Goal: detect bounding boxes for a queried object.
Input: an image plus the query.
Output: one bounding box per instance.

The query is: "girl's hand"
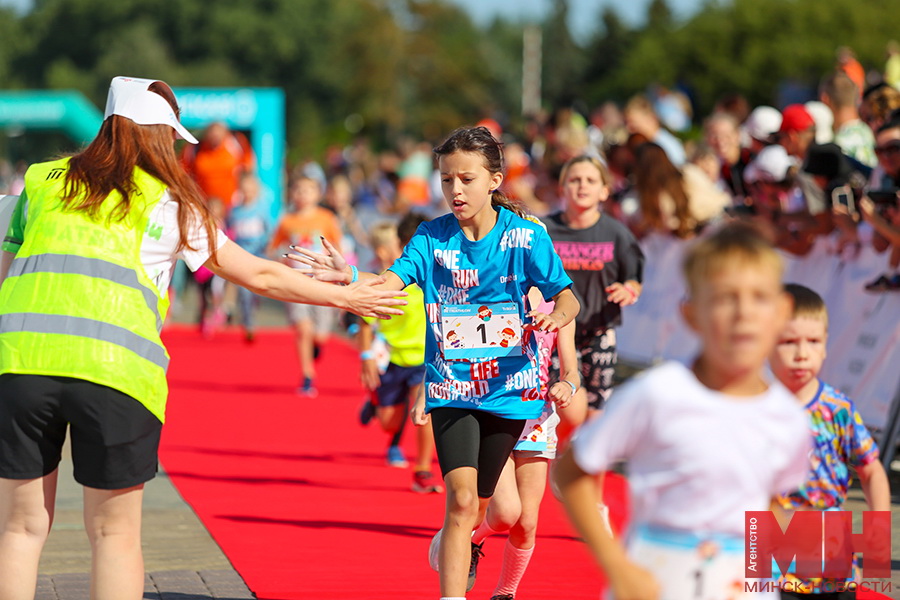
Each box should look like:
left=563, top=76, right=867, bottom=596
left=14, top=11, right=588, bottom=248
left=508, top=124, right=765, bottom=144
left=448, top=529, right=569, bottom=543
left=345, top=277, right=408, bottom=319
left=527, top=311, right=563, bottom=332
left=608, top=559, right=661, bottom=600
left=411, top=398, right=429, bottom=426
left=360, top=357, right=381, bottom=390
left=287, top=236, right=351, bottom=283
left=605, top=282, right=638, bottom=307
left=548, top=381, right=573, bottom=409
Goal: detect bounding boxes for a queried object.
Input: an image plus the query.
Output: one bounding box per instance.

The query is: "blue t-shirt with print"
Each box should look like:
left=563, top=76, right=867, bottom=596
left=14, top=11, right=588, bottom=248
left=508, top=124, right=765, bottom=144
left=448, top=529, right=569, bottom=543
left=388, top=207, right=572, bottom=420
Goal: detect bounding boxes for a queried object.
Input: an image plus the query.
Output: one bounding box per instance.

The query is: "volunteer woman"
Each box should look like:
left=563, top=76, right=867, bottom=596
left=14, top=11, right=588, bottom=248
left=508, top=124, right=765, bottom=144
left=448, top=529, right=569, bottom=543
left=0, top=76, right=404, bottom=600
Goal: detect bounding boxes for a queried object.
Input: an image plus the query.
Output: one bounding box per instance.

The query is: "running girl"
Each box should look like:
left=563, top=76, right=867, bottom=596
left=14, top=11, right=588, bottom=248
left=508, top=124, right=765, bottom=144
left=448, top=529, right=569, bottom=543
left=293, top=126, right=578, bottom=599
left=544, top=155, right=644, bottom=416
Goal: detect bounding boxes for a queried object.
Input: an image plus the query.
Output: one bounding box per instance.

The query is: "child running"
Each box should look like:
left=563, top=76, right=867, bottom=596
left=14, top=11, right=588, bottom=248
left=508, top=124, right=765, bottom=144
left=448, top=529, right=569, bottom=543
left=357, top=214, right=443, bottom=491
left=269, top=175, right=343, bottom=396
left=293, top=126, right=579, bottom=600
left=554, top=223, right=812, bottom=600
left=544, top=155, right=645, bottom=416
left=770, top=284, right=891, bottom=600
left=227, top=173, right=273, bottom=342
left=460, top=282, right=583, bottom=599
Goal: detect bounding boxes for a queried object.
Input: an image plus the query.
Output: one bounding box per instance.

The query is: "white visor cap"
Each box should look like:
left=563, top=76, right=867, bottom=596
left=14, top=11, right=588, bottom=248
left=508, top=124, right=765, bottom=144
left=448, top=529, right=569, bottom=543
left=104, top=76, right=198, bottom=144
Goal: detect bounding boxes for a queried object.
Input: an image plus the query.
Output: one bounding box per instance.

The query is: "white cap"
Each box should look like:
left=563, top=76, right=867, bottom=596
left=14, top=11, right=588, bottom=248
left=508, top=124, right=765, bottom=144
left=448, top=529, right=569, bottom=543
left=744, top=106, right=782, bottom=143
left=103, top=76, right=198, bottom=144
left=744, top=144, right=797, bottom=183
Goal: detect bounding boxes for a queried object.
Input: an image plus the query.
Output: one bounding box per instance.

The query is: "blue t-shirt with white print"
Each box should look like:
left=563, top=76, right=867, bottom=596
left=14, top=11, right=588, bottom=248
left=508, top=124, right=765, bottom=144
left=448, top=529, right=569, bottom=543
left=388, top=207, right=572, bottom=420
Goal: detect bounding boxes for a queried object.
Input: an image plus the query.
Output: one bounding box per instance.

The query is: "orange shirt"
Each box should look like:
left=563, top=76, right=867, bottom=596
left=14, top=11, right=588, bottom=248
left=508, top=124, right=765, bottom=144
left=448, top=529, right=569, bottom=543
left=270, top=207, right=342, bottom=255
left=182, top=133, right=255, bottom=210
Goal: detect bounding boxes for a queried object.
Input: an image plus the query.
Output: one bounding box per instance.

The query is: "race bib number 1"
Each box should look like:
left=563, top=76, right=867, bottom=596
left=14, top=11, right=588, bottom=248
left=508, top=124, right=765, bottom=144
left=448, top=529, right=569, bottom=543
left=441, top=302, right=522, bottom=360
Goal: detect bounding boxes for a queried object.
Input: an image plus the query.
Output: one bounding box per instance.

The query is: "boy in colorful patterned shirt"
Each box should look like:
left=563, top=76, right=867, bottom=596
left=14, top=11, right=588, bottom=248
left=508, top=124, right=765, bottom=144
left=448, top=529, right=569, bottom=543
left=770, top=283, right=891, bottom=599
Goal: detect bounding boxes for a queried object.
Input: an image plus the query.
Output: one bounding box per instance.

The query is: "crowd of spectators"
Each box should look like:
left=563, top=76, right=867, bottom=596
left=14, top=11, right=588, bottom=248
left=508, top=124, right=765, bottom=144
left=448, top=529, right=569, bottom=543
left=274, top=45, right=900, bottom=294
left=5, top=44, right=900, bottom=304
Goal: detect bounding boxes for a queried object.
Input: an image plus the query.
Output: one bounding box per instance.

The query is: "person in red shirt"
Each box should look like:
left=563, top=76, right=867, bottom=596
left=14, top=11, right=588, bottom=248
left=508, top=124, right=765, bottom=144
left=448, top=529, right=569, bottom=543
left=181, top=122, right=255, bottom=214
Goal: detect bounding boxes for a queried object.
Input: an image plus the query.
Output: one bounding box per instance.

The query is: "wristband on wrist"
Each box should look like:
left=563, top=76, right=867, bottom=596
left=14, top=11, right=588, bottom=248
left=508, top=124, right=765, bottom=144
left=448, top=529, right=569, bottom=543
left=564, top=380, right=578, bottom=396
left=349, top=265, right=359, bottom=284
left=360, top=350, right=374, bottom=360
left=623, top=283, right=638, bottom=300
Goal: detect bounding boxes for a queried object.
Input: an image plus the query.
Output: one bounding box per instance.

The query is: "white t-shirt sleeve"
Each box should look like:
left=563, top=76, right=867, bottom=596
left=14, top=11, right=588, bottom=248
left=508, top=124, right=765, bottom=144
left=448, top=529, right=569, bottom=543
left=178, top=209, right=229, bottom=272
left=571, top=376, right=652, bottom=474
left=140, top=191, right=228, bottom=294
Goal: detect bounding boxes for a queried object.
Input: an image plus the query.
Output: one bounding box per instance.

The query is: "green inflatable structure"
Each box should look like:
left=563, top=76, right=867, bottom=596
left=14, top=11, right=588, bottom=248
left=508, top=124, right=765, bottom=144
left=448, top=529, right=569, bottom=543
left=0, top=87, right=285, bottom=219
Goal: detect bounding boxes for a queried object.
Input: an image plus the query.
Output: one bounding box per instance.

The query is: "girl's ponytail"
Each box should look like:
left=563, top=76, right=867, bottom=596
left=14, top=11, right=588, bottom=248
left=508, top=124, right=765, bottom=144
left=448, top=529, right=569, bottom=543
left=490, top=188, right=527, bottom=218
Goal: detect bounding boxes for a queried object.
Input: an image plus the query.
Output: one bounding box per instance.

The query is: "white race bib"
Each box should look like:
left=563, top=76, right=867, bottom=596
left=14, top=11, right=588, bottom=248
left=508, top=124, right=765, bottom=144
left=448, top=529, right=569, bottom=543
left=440, top=302, right=522, bottom=360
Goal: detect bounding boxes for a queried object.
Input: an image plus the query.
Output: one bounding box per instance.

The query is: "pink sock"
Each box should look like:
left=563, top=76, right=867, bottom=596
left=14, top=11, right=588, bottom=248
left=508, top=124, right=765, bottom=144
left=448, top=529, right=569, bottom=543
left=471, top=519, right=499, bottom=545
left=493, top=541, right=534, bottom=596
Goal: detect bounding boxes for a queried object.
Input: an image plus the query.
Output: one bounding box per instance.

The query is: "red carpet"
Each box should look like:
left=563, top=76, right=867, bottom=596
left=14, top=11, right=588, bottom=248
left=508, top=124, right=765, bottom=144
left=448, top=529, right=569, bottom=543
left=159, top=326, right=625, bottom=599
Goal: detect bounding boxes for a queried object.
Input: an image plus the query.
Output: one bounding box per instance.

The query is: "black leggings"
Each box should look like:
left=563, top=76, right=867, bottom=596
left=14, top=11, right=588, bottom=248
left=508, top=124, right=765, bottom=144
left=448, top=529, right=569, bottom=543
left=430, top=407, right=525, bottom=498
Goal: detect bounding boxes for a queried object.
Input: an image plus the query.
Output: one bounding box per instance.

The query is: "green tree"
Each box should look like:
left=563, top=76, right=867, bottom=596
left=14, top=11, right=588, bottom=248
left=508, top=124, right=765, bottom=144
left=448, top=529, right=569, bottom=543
left=542, top=0, right=586, bottom=108
left=398, top=0, right=493, bottom=141
left=582, top=7, right=635, bottom=106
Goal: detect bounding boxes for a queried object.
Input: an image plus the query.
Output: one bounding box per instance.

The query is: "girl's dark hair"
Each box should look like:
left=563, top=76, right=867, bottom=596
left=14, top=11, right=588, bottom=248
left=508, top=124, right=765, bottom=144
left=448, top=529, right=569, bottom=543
left=633, top=142, right=692, bottom=239
left=433, top=126, right=526, bottom=218
left=63, top=81, right=218, bottom=263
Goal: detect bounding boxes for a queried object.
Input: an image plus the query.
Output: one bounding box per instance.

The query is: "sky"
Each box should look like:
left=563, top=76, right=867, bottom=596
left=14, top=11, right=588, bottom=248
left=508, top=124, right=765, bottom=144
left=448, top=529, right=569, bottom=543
left=0, top=0, right=706, bottom=43
left=446, top=0, right=705, bottom=42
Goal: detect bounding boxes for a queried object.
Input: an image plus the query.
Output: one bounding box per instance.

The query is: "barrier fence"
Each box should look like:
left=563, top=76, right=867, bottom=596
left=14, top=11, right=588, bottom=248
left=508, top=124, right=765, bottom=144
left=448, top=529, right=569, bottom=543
left=617, top=232, right=900, bottom=466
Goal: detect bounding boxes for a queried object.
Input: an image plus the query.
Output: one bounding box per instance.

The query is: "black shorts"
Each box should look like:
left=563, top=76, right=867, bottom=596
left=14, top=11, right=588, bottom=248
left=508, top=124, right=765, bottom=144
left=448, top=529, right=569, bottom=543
left=430, top=407, right=525, bottom=498
left=550, top=327, right=617, bottom=410
left=0, top=374, right=162, bottom=489
left=373, top=363, right=426, bottom=408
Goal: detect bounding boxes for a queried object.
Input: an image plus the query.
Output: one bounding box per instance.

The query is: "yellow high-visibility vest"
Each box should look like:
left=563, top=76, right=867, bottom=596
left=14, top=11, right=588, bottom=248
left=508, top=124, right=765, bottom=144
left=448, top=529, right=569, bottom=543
left=0, top=157, right=172, bottom=422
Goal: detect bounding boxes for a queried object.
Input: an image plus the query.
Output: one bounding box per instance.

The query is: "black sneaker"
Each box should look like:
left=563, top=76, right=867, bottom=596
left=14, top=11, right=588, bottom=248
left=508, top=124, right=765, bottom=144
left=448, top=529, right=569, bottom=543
left=467, top=541, right=484, bottom=592
left=490, top=595, right=514, bottom=600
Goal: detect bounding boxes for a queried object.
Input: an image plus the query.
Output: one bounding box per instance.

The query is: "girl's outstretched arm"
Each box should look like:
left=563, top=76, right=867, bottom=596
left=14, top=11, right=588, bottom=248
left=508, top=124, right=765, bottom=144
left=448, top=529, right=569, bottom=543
left=209, top=239, right=406, bottom=319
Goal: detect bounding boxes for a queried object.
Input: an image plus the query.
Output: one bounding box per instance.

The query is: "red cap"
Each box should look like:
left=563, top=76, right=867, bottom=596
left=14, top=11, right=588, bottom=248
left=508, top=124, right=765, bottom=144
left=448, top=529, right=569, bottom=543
left=476, top=118, right=502, bottom=139
left=779, top=104, right=815, bottom=134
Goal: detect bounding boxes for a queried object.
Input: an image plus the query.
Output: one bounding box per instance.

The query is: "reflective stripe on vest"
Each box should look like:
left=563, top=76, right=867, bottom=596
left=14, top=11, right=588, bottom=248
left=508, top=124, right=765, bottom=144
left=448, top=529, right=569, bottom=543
left=9, top=253, right=163, bottom=332
left=0, top=312, right=169, bottom=370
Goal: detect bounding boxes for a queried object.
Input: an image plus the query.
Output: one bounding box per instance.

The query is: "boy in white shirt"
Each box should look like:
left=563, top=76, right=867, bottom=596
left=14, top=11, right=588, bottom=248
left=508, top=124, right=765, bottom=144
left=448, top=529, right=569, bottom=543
left=554, top=223, right=812, bottom=600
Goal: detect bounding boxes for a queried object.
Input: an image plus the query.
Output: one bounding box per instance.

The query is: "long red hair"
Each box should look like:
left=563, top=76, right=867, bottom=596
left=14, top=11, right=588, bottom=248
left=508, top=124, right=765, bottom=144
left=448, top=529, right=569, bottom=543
left=62, top=81, right=218, bottom=263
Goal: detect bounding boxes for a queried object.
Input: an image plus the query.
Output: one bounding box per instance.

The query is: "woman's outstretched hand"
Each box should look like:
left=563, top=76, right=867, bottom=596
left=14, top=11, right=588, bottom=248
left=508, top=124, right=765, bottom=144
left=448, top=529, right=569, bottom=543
left=287, top=236, right=350, bottom=283
left=344, top=276, right=407, bottom=319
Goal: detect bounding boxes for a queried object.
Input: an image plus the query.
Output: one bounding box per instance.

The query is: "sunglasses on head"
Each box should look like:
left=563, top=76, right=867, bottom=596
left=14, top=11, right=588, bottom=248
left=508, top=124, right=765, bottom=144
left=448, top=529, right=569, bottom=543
left=874, top=140, right=900, bottom=156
